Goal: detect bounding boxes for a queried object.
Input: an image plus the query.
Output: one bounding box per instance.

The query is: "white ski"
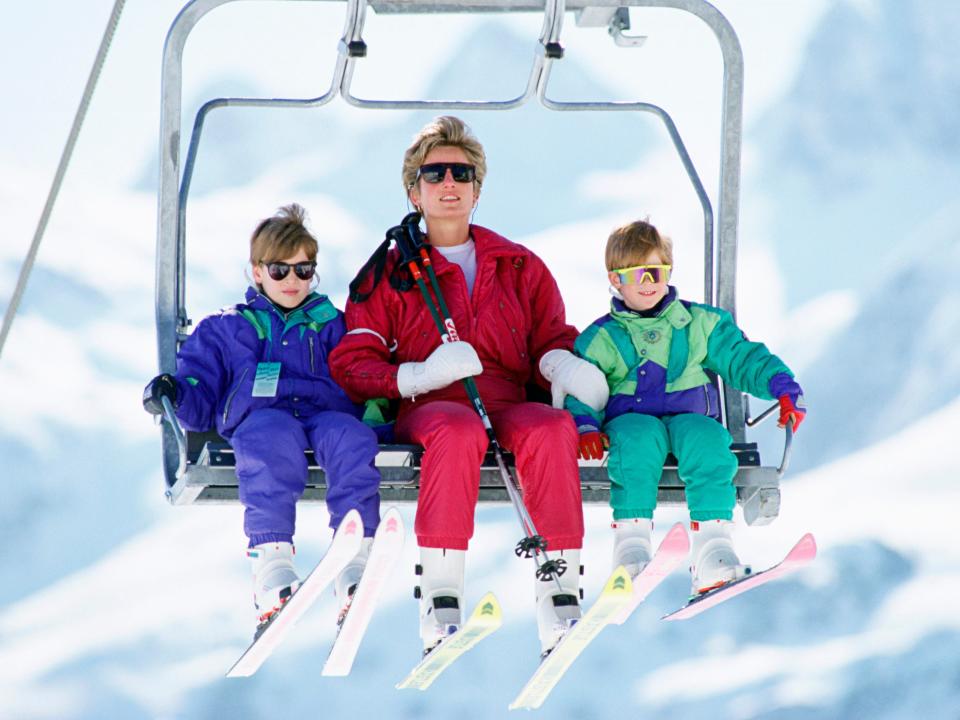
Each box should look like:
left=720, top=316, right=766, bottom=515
left=396, top=592, right=503, bottom=691
left=226, top=509, right=363, bottom=678
left=509, top=567, right=632, bottom=711
left=322, top=506, right=405, bottom=676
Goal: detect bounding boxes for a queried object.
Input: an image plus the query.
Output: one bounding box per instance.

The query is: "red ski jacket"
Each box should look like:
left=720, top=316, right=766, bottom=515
left=329, top=225, right=577, bottom=416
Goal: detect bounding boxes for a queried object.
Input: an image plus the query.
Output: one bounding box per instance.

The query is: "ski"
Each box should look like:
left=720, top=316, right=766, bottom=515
left=611, top=521, right=690, bottom=625
left=509, top=567, right=633, bottom=711
left=322, top=506, right=405, bottom=676
left=226, top=509, right=364, bottom=678
left=662, top=532, right=817, bottom=622
left=396, top=592, right=502, bottom=691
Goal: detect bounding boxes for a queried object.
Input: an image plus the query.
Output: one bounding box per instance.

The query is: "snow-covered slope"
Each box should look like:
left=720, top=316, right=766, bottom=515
left=751, top=0, right=960, bottom=306
left=788, top=199, right=960, bottom=470
left=3, top=398, right=959, bottom=719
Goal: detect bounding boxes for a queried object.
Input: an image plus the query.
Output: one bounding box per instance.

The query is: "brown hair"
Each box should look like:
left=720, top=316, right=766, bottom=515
left=249, top=203, right=318, bottom=265
left=402, top=116, right=486, bottom=192
left=605, top=219, right=674, bottom=271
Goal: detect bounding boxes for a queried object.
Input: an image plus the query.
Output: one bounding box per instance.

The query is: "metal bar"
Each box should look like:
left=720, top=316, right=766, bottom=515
left=158, top=0, right=356, bottom=488
left=0, top=0, right=127, bottom=360
left=338, top=0, right=546, bottom=108
left=160, top=396, right=188, bottom=489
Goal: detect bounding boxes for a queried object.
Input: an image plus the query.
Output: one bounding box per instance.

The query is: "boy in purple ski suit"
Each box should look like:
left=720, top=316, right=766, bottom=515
left=143, top=204, right=383, bottom=630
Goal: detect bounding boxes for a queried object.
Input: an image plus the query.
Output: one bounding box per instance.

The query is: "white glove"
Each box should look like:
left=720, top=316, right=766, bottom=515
left=539, top=348, right=609, bottom=411
left=397, top=341, right=483, bottom=399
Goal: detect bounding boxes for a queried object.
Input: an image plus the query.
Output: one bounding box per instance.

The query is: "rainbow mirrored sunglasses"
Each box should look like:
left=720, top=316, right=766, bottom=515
left=612, top=264, right=672, bottom=285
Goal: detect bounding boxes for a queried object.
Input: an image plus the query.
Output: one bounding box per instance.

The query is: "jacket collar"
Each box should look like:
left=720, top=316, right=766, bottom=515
left=610, top=287, right=691, bottom=329
left=422, top=225, right=523, bottom=276
left=244, top=286, right=337, bottom=325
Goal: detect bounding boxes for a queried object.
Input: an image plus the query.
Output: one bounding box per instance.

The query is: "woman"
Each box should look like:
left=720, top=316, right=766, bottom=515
left=329, top=116, right=608, bottom=658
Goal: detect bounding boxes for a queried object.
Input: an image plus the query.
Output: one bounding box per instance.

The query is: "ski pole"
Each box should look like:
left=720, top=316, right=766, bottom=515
left=391, top=213, right=567, bottom=584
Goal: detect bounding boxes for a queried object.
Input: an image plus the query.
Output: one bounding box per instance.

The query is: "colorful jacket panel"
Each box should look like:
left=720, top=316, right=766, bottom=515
left=328, top=225, right=578, bottom=414
left=173, top=287, right=362, bottom=439
left=567, top=291, right=794, bottom=432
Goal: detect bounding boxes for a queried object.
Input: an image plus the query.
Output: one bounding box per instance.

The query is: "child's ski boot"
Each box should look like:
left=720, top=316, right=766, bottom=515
left=334, top=537, right=374, bottom=627
left=611, top=518, right=653, bottom=578
left=535, top=549, right=582, bottom=659
left=689, top=520, right=752, bottom=595
left=249, top=541, right=301, bottom=634
left=415, top=547, right=465, bottom=656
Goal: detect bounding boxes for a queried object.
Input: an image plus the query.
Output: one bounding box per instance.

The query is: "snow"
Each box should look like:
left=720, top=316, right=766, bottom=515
left=3, top=399, right=960, bottom=718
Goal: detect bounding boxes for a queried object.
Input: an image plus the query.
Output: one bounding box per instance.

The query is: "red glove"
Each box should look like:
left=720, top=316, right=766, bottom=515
left=778, top=394, right=806, bottom=431
left=578, top=431, right=608, bottom=460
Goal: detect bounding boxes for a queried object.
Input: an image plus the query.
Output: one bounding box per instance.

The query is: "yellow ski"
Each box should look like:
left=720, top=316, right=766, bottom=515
left=509, top=567, right=632, bottom=711
left=397, top=592, right=502, bottom=691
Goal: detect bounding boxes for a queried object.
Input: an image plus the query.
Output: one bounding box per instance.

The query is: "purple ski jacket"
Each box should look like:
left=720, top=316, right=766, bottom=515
left=172, top=287, right=362, bottom=439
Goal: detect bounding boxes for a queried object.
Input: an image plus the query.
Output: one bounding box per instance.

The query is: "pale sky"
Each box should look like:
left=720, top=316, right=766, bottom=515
left=0, top=0, right=828, bottom=194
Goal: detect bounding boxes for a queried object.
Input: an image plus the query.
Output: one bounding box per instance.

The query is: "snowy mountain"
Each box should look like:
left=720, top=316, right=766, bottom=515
left=747, top=0, right=960, bottom=469
left=4, top=397, right=960, bottom=719
left=138, top=21, right=659, bottom=240
left=792, top=201, right=960, bottom=469
left=751, top=0, right=960, bottom=307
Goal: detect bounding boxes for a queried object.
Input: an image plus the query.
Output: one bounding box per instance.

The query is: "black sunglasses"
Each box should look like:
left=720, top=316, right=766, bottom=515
left=417, top=162, right=476, bottom=184
left=262, top=261, right=316, bottom=281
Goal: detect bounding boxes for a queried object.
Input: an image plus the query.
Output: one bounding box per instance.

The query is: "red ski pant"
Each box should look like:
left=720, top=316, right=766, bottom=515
left=395, top=400, right=584, bottom=551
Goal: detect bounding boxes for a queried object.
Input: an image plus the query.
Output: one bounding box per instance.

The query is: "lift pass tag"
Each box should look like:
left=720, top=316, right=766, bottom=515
left=252, top=362, right=281, bottom=397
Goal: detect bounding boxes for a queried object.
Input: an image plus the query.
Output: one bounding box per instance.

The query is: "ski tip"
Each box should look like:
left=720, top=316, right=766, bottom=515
left=793, top=532, right=817, bottom=560
left=606, top=566, right=633, bottom=596
left=379, top=506, right=405, bottom=536
left=471, top=592, right=503, bottom=626
left=340, top=508, right=363, bottom=537
left=661, top=522, right=691, bottom=553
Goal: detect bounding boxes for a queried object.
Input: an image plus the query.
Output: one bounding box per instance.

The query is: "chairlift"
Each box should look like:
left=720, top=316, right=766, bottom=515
left=154, top=0, right=792, bottom=526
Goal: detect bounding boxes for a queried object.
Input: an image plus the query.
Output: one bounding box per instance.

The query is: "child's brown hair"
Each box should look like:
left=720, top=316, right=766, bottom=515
left=249, top=203, right=318, bottom=265
left=605, top=219, right=673, bottom=271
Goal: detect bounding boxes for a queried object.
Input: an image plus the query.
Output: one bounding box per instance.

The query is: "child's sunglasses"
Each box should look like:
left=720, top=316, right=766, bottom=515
left=262, top=261, right=317, bottom=281
left=613, top=264, right=672, bottom=285
left=417, top=162, right=476, bottom=184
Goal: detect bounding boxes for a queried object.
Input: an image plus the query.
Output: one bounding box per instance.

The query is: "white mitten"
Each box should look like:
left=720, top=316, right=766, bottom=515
left=397, top=341, right=483, bottom=398
left=539, top=348, right=609, bottom=411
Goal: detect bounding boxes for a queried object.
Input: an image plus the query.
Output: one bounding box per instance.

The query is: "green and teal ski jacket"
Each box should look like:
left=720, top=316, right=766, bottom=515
left=567, top=288, right=795, bottom=432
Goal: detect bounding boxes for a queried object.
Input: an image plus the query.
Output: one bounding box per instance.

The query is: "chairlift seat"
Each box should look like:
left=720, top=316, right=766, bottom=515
left=165, top=433, right=781, bottom=526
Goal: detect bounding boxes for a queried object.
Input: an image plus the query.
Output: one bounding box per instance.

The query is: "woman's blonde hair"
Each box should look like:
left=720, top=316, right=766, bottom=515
left=249, top=203, right=318, bottom=265
left=402, top=116, right=486, bottom=192
left=605, top=219, right=673, bottom=271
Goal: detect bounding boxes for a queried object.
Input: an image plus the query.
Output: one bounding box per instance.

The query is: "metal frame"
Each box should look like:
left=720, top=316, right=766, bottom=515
left=155, top=0, right=780, bottom=519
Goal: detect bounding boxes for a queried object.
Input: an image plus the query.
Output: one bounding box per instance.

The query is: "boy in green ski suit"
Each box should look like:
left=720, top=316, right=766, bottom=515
left=567, top=220, right=806, bottom=595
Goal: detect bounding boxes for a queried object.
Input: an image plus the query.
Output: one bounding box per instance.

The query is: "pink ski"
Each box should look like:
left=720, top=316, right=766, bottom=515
left=663, top=532, right=817, bottom=621
left=611, top=522, right=690, bottom=625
